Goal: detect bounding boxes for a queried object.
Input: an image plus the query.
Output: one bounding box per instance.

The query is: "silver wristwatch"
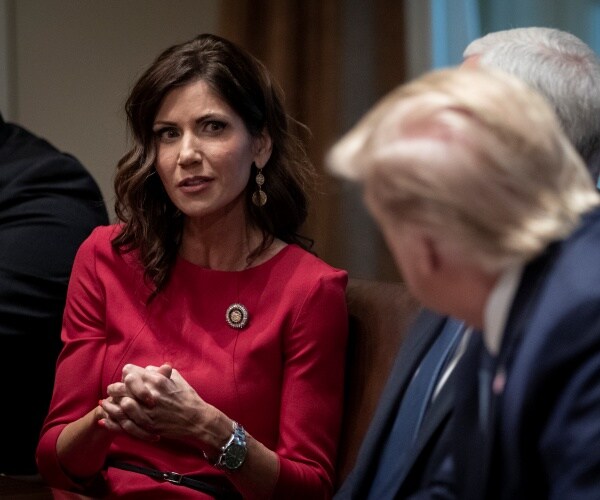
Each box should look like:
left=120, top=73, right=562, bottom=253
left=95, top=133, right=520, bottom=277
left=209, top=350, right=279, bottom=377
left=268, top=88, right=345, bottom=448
left=215, top=421, right=247, bottom=471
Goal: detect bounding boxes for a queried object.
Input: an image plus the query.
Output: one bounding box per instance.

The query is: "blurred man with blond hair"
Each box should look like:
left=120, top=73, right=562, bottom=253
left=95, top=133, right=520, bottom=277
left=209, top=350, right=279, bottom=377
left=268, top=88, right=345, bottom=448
left=329, top=66, right=600, bottom=498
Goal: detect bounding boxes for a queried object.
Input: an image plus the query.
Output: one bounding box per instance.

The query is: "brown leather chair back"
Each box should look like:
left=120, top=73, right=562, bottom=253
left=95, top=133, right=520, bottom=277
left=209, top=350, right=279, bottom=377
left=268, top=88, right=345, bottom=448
left=336, top=278, right=420, bottom=486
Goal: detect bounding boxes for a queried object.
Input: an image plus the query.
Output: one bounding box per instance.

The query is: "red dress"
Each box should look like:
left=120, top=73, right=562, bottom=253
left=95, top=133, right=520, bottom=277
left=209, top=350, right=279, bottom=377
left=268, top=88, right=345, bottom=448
left=36, top=225, right=348, bottom=499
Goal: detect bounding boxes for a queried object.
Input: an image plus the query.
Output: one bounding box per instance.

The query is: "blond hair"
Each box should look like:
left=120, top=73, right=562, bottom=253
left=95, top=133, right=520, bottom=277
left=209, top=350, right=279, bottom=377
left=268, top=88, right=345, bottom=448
left=327, top=67, right=599, bottom=271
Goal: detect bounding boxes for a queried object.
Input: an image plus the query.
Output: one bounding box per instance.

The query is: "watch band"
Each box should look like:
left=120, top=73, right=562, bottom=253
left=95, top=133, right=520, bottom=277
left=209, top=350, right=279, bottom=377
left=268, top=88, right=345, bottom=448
left=215, top=421, right=248, bottom=471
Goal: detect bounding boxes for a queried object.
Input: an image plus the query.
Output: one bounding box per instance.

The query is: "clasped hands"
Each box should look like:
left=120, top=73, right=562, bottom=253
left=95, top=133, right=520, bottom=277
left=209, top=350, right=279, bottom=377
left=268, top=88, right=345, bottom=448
left=98, top=363, right=205, bottom=443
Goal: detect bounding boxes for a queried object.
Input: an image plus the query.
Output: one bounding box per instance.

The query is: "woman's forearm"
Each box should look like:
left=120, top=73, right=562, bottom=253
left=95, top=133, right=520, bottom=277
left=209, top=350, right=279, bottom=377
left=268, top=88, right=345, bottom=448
left=186, top=405, right=279, bottom=500
left=56, top=405, right=114, bottom=480
left=226, top=435, right=279, bottom=500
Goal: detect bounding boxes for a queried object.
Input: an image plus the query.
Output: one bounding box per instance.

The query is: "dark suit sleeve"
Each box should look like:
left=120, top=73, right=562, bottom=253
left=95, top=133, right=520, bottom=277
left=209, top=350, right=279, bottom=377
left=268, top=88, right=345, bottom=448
left=406, top=454, right=457, bottom=500
left=334, top=311, right=456, bottom=500
left=0, top=152, right=108, bottom=335
left=539, top=345, right=600, bottom=500
left=0, top=147, right=108, bottom=473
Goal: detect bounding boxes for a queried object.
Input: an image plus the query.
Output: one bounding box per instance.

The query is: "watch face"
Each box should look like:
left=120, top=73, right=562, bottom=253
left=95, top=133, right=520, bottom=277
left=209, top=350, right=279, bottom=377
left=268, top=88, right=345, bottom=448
left=224, top=443, right=247, bottom=470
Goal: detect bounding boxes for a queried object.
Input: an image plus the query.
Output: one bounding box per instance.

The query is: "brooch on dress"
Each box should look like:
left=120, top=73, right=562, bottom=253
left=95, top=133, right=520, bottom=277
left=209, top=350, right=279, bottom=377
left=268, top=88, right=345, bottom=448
left=226, top=303, right=249, bottom=329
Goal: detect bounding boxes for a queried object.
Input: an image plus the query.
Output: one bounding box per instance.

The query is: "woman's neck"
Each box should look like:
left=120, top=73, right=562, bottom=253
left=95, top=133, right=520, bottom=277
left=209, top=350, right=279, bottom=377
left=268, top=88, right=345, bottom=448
left=179, top=214, right=262, bottom=271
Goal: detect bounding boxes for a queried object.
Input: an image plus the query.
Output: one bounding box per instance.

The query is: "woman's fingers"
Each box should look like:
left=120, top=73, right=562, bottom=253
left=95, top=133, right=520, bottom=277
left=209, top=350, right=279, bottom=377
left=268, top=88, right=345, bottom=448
left=106, top=382, right=128, bottom=401
left=100, top=397, right=128, bottom=423
left=121, top=365, right=159, bottom=407
left=156, top=363, right=173, bottom=379
left=118, top=417, right=160, bottom=442
left=99, top=398, right=160, bottom=442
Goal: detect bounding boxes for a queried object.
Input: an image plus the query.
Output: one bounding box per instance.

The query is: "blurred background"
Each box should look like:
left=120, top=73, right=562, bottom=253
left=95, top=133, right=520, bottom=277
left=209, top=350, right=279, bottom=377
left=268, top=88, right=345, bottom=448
left=1, top=0, right=598, bottom=281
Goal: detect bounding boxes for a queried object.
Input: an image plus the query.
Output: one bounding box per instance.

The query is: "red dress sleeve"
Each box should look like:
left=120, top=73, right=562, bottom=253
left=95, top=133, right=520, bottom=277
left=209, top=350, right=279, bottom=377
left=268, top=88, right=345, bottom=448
left=36, top=228, right=109, bottom=490
left=270, top=270, right=348, bottom=499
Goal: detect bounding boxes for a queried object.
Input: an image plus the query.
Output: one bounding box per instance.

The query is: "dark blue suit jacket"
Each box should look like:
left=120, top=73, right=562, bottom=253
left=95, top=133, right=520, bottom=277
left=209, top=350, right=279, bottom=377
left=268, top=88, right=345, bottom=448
left=0, top=115, right=108, bottom=473
left=454, top=206, right=600, bottom=500
left=335, top=310, right=458, bottom=499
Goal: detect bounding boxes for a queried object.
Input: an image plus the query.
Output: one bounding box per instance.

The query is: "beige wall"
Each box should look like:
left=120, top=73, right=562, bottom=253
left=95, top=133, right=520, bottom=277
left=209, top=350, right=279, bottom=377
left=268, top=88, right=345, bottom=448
left=4, top=0, right=219, bottom=218
left=0, top=0, right=431, bottom=279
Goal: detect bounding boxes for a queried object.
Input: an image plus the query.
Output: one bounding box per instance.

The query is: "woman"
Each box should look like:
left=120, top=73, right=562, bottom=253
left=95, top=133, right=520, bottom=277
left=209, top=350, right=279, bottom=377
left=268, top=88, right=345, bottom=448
left=36, top=33, right=348, bottom=499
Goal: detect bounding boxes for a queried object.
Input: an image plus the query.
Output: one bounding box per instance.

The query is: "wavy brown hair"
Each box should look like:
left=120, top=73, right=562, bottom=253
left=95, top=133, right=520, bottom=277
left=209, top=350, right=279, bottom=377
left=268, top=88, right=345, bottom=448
left=112, top=33, right=315, bottom=300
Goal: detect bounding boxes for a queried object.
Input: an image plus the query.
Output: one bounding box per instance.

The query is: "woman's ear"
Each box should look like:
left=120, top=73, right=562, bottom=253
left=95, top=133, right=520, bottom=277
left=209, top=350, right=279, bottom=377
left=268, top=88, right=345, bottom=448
left=254, top=129, right=273, bottom=168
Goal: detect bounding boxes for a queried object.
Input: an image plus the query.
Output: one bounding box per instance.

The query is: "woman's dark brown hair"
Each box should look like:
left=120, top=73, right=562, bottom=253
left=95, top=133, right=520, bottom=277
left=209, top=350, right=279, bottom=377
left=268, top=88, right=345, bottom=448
left=112, top=33, right=314, bottom=298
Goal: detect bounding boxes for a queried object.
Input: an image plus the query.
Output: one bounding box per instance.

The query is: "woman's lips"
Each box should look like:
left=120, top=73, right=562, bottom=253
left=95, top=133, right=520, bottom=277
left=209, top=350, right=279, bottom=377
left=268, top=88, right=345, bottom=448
left=178, top=176, right=213, bottom=193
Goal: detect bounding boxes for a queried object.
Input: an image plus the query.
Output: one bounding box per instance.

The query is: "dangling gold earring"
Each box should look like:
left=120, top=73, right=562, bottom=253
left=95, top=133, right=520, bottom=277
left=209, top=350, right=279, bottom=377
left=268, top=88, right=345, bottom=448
left=252, top=164, right=267, bottom=207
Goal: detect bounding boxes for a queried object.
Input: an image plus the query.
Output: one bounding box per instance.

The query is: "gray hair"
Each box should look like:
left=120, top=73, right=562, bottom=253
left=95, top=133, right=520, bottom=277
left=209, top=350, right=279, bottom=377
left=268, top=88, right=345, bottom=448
left=464, top=27, right=600, bottom=181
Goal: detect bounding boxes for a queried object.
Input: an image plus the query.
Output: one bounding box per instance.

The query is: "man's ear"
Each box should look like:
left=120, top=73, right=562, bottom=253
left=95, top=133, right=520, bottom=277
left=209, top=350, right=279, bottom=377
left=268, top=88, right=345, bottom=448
left=416, top=231, right=443, bottom=276
left=254, top=129, right=273, bottom=168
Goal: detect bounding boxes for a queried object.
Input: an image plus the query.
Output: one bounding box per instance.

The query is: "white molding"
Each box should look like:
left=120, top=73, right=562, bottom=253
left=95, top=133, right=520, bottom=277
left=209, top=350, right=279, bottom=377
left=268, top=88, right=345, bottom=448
left=405, top=0, right=432, bottom=77
left=0, top=0, right=14, bottom=119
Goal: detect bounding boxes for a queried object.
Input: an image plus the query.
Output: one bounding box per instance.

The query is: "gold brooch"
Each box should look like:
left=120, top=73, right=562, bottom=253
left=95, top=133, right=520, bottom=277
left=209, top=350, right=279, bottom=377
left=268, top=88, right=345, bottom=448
left=226, top=303, right=249, bottom=329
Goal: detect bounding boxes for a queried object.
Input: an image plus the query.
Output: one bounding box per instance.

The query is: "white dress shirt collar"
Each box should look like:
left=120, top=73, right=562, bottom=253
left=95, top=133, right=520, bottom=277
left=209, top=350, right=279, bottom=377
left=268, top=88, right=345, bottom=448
left=483, top=262, right=525, bottom=356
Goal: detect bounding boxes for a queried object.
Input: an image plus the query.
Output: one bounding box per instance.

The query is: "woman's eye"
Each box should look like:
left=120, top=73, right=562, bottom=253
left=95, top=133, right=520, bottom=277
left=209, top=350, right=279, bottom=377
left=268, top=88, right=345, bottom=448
left=205, top=121, right=226, bottom=133
left=154, top=127, right=179, bottom=142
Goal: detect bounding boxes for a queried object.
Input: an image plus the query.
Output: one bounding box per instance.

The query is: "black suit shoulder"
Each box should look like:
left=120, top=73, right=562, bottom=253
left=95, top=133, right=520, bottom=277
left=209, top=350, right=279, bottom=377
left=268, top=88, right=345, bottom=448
left=0, top=118, right=108, bottom=473
left=0, top=119, right=108, bottom=287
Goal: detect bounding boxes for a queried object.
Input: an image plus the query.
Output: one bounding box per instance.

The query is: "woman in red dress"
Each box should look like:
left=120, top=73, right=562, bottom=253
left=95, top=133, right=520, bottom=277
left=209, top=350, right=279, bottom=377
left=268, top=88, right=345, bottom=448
left=37, top=33, right=348, bottom=499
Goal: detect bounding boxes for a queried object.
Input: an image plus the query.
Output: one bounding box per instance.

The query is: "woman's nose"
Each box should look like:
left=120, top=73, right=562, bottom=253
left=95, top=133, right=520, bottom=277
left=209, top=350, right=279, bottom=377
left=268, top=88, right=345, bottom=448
left=177, top=134, right=202, bottom=166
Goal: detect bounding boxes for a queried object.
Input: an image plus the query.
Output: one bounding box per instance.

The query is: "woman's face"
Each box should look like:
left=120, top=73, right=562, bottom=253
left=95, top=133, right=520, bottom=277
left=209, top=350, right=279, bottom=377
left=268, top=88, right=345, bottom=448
left=153, top=79, right=271, bottom=224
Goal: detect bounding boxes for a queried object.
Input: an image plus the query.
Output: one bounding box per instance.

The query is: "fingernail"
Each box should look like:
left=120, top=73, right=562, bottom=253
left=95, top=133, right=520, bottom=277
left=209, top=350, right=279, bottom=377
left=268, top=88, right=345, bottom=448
left=97, top=419, right=106, bottom=428
left=98, top=399, right=104, bottom=406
